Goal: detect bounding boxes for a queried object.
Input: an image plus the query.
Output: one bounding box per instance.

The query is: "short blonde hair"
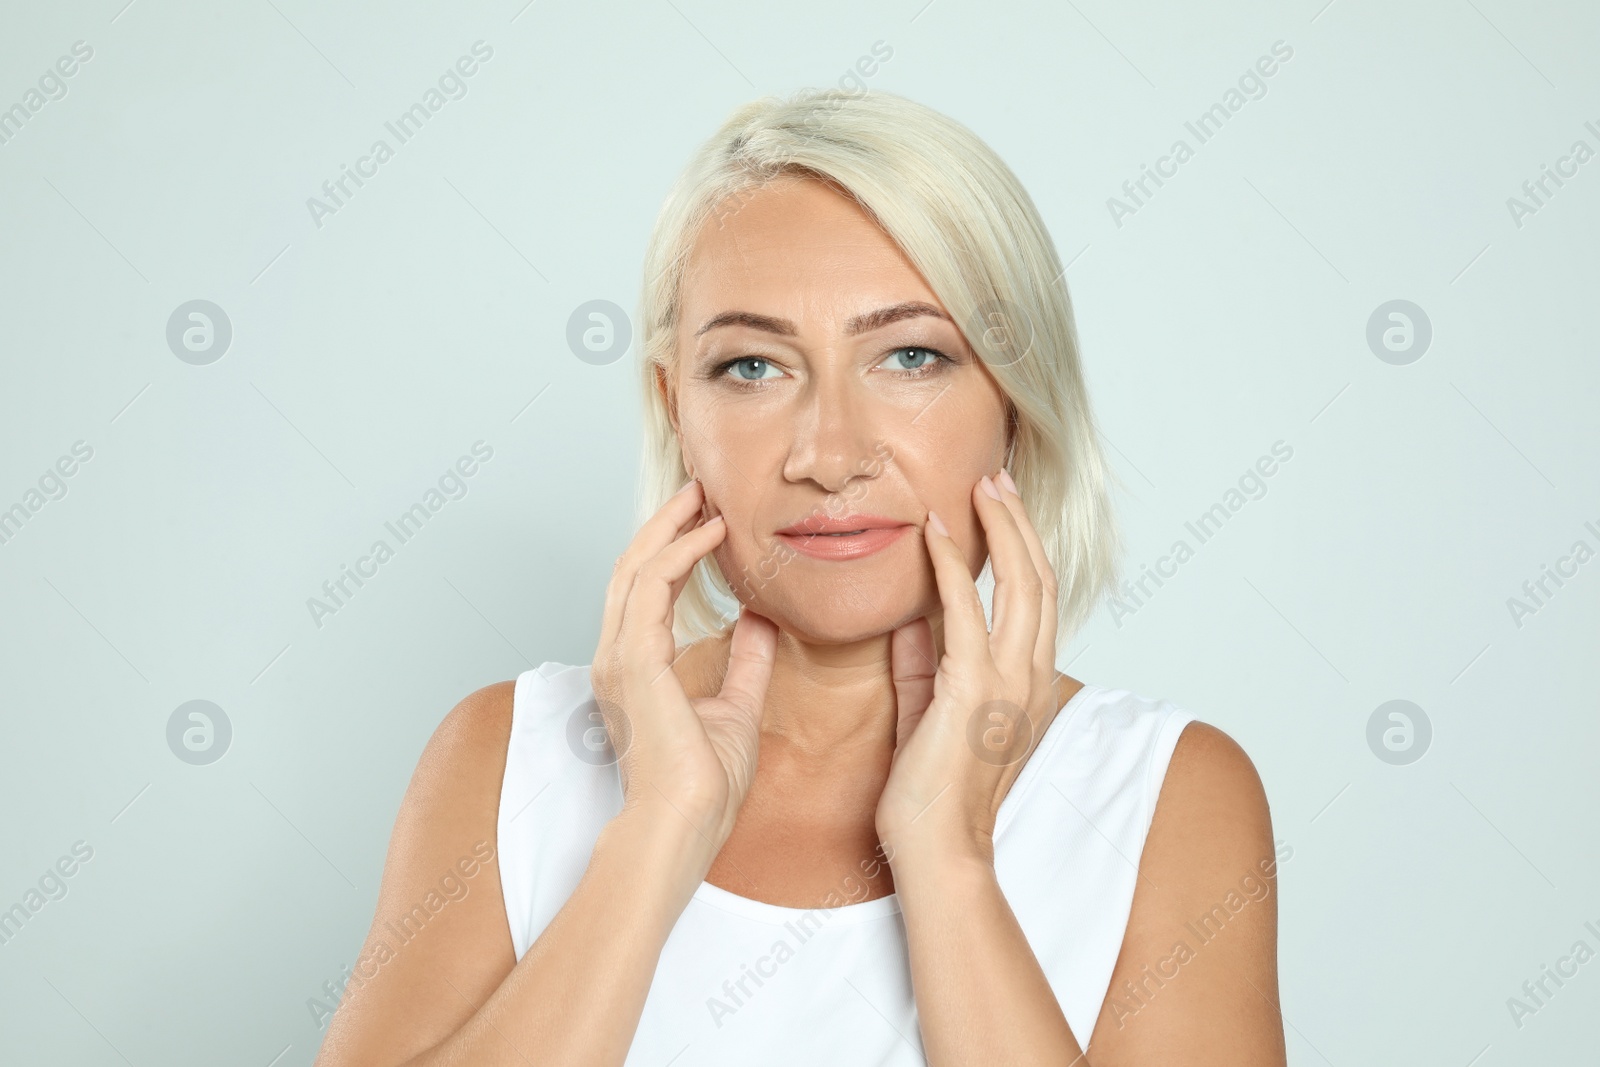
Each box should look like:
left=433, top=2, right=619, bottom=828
left=635, top=87, right=1121, bottom=654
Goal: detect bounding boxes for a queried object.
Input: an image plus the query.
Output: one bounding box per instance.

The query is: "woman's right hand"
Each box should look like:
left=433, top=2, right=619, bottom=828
left=589, top=478, right=778, bottom=863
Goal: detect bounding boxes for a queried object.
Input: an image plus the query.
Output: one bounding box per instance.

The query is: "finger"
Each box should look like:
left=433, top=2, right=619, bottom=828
left=890, top=617, right=937, bottom=749
left=716, top=607, right=778, bottom=718
left=663, top=533, right=716, bottom=620
left=922, top=507, right=989, bottom=668
left=652, top=520, right=727, bottom=638
left=598, top=480, right=705, bottom=659
left=994, top=467, right=1060, bottom=677
left=977, top=474, right=1042, bottom=681
left=617, top=515, right=728, bottom=682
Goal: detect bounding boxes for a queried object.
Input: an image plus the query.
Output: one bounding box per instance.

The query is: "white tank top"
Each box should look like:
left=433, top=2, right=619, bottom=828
left=497, top=661, right=1197, bottom=1064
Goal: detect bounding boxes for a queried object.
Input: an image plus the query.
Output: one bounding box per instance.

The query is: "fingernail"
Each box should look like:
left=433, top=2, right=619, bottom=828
left=706, top=514, right=724, bottom=524
left=997, top=467, right=1019, bottom=496
left=927, top=510, right=949, bottom=537
left=980, top=474, right=1002, bottom=501
left=675, top=478, right=697, bottom=496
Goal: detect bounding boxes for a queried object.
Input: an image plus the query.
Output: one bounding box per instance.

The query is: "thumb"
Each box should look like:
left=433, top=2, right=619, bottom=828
left=890, top=617, right=937, bottom=748
left=717, top=607, right=778, bottom=716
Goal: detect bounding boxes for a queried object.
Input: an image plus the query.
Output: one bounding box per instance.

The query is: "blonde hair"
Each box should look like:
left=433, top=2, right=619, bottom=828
left=635, top=87, right=1122, bottom=654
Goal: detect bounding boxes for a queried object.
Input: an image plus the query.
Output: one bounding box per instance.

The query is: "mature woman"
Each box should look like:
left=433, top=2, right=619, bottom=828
left=316, top=88, right=1285, bottom=1066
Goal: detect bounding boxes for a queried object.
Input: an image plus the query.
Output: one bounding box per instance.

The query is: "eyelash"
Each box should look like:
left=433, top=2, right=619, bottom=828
left=710, top=346, right=956, bottom=388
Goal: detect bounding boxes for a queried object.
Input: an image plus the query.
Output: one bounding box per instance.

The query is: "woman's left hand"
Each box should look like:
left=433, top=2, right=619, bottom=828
left=874, top=468, right=1064, bottom=869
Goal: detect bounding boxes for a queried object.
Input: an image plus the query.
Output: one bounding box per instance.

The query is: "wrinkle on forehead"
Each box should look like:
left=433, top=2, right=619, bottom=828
left=680, top=177, right=942, bottom=343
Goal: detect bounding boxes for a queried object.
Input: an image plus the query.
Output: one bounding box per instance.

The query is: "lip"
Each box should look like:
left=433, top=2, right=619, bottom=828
left=777, top=513, right=906, bottom=536
left=774, top=513, right=913, bottom=561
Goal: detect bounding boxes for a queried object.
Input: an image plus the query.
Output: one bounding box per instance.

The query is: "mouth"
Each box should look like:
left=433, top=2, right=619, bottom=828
left=774, top=514, right=912, bottom=561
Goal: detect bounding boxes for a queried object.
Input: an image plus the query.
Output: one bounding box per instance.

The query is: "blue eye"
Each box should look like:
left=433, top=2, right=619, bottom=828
left=722, top=357, right=783, bottom=382
left=711, top=346, right=954, bottom=388
left=878, top=346, right=952, bottom=375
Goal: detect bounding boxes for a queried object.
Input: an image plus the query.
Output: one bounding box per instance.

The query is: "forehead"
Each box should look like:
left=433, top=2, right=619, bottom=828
left=679, top=176, right=936, bottom=327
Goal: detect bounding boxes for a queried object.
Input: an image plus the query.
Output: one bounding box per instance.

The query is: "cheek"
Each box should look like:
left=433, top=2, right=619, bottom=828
left=676, top=394, right=765, bottom=489
left=932, top=484, right=990, bottom=577
left=890, top=420, right=1003, bottom=570
left=709, top=518, right=796, bottom=607
left=697, top=478, right=774, bottom=582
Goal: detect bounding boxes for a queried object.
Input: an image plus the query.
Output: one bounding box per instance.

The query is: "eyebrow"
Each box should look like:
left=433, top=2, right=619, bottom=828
left=693, top=301, right=953, bottom=339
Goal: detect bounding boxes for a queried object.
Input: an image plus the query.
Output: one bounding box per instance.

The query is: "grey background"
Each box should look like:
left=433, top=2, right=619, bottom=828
left=1, top=0, right=1596, bottom=1063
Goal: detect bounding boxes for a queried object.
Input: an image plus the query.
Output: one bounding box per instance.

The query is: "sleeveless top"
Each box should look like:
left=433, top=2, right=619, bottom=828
left=496, top=661, right=1197, bottom=1065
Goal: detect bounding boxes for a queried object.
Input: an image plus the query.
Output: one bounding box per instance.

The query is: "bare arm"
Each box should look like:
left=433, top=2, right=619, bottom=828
left=892, top=845, right=1083, bottom=1062
left=881, top=473, right=1284, bottom=1064
left=892, top=721, right=1284, bottom=1065
left=1087, top=721, right=1286, bottom=1065
left=316, top=479, right=777, bottom=1066
left=311, top=682, right=717, bottom=1067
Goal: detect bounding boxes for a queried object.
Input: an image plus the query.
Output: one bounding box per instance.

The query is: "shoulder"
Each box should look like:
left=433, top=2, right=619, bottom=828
left=384, top=676, right=520, bottom=900
left=1068, top=686, right=1265, bottom=828
left=1139, top=719, right=1275, bottom=900
left=420, top=679, right=517, bottom=774
left=314, top=679, right=523, bottom=1063
left=1161, top=720, right=1271, bottom=831
left=1088, top=718, right=1285, bottom=1062
left=428, top=664, right=591, bottom=758
left=391, top=678, right=520, bottom=830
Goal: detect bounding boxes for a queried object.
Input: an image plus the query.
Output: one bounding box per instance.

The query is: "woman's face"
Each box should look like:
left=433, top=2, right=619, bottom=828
left=665, top=175, right=1011, bottom=645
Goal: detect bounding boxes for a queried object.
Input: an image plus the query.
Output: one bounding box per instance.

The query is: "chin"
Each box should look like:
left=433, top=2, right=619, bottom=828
left=725, top=568, right=935, bottom=647
left=750, top=602, right=907, bottom=646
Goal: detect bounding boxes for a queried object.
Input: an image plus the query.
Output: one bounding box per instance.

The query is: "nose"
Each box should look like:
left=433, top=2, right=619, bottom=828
left=781, top=365, right=884, bottom=497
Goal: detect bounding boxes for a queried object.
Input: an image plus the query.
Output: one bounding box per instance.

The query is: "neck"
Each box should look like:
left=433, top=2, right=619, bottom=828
left=684, top=613, right=948, bottom=756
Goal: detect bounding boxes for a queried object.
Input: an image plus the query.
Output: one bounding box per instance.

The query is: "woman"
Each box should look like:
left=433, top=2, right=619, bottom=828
left=316, top=88, right=1285, bottom=1066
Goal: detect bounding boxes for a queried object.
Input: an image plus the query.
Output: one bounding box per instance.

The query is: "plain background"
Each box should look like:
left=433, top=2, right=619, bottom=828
left=2, top=0, right=1597, bottom=1063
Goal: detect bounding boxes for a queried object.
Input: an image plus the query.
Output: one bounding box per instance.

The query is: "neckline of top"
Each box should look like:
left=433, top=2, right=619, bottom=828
left=683, top=680, right=1104, bottom=926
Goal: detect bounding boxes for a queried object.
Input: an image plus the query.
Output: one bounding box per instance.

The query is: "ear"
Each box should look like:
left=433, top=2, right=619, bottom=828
left=653, top=362, right=678, bottom=430
left=654, top=362, right=695, bottom=478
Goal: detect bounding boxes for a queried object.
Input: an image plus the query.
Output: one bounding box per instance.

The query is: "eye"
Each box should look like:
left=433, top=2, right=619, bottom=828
left=717, top=357, right=785, bottom=383
left=709, top=346, right=955, bottom=388
left=877, top=346, right=953, bottom=376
